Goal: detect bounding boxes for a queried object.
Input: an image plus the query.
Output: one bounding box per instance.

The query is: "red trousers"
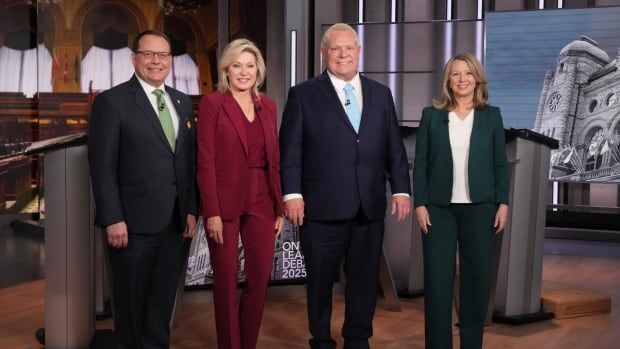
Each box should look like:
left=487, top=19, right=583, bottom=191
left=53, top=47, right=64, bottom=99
left=207, top=168, right=276, bottom=349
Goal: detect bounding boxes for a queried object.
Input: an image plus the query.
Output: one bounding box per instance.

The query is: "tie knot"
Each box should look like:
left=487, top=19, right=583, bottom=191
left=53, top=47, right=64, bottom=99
left=152, top=89, right=164, bottom=98
left=344, top=83, right=354, bottom=92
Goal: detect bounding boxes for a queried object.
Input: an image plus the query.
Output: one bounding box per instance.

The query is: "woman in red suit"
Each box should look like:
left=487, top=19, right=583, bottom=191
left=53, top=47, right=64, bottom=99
left=196, top=38, right=284, bottom=349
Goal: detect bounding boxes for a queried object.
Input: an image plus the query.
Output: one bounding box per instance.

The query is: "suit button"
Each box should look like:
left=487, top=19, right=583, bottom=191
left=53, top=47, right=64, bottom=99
left=356, top=161, right=360, bottom=165
left=172, top=180, right=177, bottom=185
left=356, top=138, right=360, bottom=143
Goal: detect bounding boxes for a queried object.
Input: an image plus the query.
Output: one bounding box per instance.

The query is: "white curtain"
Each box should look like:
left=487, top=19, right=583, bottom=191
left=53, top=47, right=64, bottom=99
left=0, top=44, right=51, bottom=97
left=111, top=47, right=134, bottom=87
left=81, top=46, right=139, bottom=92
left=81, top=46, right=112, bottom=92
left=0, top=46, right=22, bottom=93
left=166, top=53, right=200, bottom=95
left=21, top=47, right=38, bottom=98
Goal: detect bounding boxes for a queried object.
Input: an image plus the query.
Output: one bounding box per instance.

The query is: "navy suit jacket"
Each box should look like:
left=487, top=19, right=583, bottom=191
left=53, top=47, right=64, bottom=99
left=412, top=105, right=509, bottom=208
left=88, top=75, right=198, bottom=235
left=279, top=71, right=411, bottom=221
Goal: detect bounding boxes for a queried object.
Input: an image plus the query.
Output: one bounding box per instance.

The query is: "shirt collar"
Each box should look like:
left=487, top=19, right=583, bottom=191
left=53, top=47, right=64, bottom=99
left=448, top=109, right=475, bottom=122
left=135, top=74, right=166, bottom=95
left=326, top=70, right=361, bottom=93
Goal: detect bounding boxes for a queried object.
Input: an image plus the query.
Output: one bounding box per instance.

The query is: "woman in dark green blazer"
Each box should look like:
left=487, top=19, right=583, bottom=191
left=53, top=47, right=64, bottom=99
left=413, top=53, right=509, bottom=349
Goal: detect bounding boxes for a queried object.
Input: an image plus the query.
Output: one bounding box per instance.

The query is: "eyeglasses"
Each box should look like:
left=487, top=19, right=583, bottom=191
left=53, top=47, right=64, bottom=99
left=135, top=50, right=172, bottom=59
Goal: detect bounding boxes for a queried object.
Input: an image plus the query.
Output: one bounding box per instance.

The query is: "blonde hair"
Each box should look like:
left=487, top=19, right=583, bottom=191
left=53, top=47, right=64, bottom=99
left=433, top=53, right=488, bottom=110
left=321, top=23, right=359, bottom=48
left=217, top=38, right=266, bottom=96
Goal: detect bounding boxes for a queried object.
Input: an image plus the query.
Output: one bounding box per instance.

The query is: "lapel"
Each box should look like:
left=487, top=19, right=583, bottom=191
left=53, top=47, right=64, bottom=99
left=317, top=71, right=357, bottom=133
left=255, top=99, right=274, bottom=166
left=166, top=86, right=187, bottom=152
left=468, top=106, right=484, bottom=160
left=129, top=75, right=174, bottom=154
left=437, top=108, right=452, bottom=159
left=221, top=90, right=249, bottom=156
left=359, top=75, right=371, bottom=134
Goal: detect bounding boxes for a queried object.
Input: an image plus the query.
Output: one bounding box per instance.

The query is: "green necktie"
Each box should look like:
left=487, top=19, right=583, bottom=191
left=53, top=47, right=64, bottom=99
left=152, top=89, right=176, bottom=151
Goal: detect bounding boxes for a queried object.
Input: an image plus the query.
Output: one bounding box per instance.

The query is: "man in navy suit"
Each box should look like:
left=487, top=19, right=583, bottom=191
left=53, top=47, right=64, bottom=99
left=88, top=30, right=197, bottom=349
left=279, top=23, right=411, bottom=349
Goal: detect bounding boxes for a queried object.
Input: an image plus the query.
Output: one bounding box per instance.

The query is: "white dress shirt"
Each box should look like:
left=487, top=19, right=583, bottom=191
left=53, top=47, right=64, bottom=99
left=327, top=70, right=363, bottom=112
left=448, top=110, right=474, bottom=203
left=135, top=74, right=180, bottom=135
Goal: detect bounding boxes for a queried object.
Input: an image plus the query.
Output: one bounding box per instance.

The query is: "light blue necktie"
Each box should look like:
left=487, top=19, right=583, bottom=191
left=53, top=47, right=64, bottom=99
left=343, top=83, right=361, bottom=133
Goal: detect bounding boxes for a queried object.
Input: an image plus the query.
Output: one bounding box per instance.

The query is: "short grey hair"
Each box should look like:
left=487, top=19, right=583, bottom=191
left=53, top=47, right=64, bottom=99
left=321, top=23, right=360, bottom=48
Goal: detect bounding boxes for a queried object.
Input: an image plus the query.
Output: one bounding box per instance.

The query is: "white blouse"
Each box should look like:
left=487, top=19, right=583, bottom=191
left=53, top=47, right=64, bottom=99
left=448, top=110, right=474, bottom=203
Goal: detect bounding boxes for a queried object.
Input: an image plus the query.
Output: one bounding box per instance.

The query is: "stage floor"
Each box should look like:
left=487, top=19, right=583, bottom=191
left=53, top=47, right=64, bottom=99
left=1, top=254, right=619, bottom=348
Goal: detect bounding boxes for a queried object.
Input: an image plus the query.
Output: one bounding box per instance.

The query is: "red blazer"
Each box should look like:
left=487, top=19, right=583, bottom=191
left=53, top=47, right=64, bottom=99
left=197, top=90, right=284, bottom=220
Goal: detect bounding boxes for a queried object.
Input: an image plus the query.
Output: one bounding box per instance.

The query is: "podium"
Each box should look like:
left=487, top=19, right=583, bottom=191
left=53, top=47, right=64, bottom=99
left=25, top=133, right=103, bottom=348
left=491, top=128, right=558, bottom=323
left=383, top=126, right=424, bottom=297
left=383, top=189, right=424, bottom=296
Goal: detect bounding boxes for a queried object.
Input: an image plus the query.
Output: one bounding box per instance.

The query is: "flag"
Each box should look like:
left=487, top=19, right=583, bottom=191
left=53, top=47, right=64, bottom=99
left=63, top=53, right=69, bottom=84
left=74, top=55, right=80, bottom=85
left=609, top=144, right=620, bottom=163
left=562, top=147, right=574, bottom=164
left=569, top=153, right=584, bottom=172
left=587, top=138, right=600, bottom=158
left=600, top=140, right=610, bottom=154
left=551, top=150, right=561, bottom=164
left=51, top=49, right=60, bottom=85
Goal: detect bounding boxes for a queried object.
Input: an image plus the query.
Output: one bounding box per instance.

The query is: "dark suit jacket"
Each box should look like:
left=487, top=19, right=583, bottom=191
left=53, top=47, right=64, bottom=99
left=279, top=71, right=411, bottom=221
left=412, top=105, right=509, bottom=208
left=196, top=91, right=284, bottom=220
left=88, top=75, right=198, bottom=235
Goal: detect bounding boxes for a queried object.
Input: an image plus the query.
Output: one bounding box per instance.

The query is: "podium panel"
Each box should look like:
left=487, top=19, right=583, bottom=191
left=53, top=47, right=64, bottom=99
left=383, top=189, right=424, bottom=296
left=44, top=144, right=96, bottom=348
left=492, top=129, right=558, bottom=323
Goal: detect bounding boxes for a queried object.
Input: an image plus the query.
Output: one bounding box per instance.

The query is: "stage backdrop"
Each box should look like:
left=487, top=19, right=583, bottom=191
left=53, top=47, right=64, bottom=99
left=486, top=7, right=620, bottom=183
left=185, top=218, right=306, bottom=287
left=0, top=0, right=297, bottom=285
left=0, top=0, right=218, bottom=215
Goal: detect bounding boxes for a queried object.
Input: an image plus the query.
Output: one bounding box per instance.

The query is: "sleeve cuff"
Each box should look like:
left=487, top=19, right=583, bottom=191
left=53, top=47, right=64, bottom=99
left=283, top=193, right=303, bottom=201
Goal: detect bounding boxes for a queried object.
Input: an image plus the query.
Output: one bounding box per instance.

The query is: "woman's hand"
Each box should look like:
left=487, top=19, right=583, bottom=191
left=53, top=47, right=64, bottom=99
left=206, top=216, right=224, bottom=244
left=415, top=206, right=432, bottom=234
left=494, top=204, right=509, bottom=234
left=275, top=216, right=284, bottom=237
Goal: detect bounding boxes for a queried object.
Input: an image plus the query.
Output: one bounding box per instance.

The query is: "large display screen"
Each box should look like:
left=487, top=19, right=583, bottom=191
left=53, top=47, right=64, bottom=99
left=486, top=7, right=620, bottom=182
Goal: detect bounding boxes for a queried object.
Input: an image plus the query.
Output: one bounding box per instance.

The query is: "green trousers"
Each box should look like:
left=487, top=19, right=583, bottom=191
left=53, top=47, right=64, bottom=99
left=422, top=203, right=498, bottom=349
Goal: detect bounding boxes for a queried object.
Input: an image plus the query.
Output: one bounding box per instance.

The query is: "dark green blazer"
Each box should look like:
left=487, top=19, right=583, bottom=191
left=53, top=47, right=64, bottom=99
left=412, top=105, right=509, bottom=208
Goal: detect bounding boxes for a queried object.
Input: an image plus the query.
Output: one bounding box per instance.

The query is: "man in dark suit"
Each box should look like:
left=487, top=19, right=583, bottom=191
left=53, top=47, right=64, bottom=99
left=88, top=30, right=197, bottom=349
left=279, top=23, right=411, bottom=349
